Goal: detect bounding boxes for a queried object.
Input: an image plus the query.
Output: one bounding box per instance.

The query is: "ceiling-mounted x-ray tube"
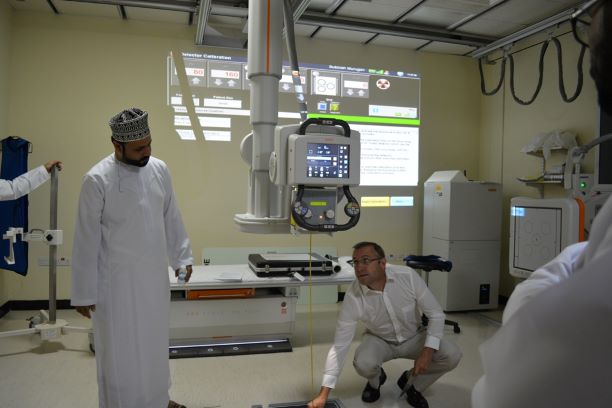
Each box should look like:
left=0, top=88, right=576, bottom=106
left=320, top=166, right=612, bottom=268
left=234, top=0, right=291, bottom=233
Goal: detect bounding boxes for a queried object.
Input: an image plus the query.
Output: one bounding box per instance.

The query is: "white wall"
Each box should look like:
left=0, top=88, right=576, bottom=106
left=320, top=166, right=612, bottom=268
left=478, top=28, right=599, bottom=296
left=1, top=10, right=482, bottom=301
left=2, top=10, right=598, bottom=303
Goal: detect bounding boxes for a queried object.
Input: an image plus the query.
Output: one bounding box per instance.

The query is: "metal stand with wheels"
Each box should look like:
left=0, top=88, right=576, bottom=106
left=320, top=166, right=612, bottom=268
left=0, top=168, right=91, bottom=341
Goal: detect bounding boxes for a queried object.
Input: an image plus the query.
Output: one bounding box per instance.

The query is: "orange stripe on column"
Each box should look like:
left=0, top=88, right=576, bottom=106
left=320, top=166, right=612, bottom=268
left=575, top=198, right=586, bottom=241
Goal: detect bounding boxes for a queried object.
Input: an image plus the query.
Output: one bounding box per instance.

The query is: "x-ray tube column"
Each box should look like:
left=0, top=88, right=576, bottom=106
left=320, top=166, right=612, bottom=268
left=247, top=0, right=283, bottom=219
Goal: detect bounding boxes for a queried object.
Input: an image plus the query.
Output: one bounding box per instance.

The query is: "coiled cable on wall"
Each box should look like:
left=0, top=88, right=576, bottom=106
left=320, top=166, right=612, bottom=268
left=479, top=54, right=506, bottom=95
left=479, top=32, right=588, bottom=105
left=508, top=40, right=548, bottom=105
left=552, top=37, right=587, bottom=103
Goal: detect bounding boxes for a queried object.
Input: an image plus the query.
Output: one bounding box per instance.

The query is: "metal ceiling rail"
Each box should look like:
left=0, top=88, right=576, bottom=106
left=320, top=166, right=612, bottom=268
left=64, top=0, right=496, bottom=48
left=299, top=11, right=496, bottom=47
left=469, top=6, right=578, bottom=59
left=65, top=0, right=197, bottom=13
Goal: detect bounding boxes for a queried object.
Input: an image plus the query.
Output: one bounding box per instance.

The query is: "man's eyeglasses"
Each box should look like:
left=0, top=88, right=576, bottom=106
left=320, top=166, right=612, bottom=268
left=348, top=257, right=383, bottom=267
left=571, top=0, right=604, bottom=48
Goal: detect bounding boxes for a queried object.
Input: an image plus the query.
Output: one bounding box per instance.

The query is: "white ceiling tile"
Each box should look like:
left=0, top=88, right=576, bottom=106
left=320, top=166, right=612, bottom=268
left=458, top=19, right=527, bottom=38
left=401, top=6, right=474, bottom=28
left=370, top=34, right=429, bottom=50
left=462, top=0, right=577, bottom=27
left=307, top=0, right=338, bottom=12
left=420, top=41, right=477, bottom=55
left=209, top=15, right=246, bottom=28
left=336, top=0, right=422, bottom=21
left=457, top=0, right=579, bottom=37
left=314, top=26, right=376, bottom=43
left=123, top=7, right=189, bottom=24
left=424, top=0, right=491, bottom=14
left=294, top=24, right=320, bottom=38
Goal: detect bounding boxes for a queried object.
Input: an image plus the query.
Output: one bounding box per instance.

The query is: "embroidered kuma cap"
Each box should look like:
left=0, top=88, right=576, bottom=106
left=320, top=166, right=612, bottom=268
left=109, top=108, right=150, bottom=142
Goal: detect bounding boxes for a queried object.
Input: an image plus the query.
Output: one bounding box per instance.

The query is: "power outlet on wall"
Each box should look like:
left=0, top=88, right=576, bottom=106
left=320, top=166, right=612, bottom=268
left=387, top=254, right=407, bottom=263
left=38, top=256, right=71, bottom=266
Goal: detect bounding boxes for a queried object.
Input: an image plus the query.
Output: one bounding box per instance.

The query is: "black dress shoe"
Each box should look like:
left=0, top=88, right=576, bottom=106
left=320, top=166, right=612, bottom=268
left=361, top=367, right=387, bottom=403
left=397, top=369, right=411, bottom=390
left=405, top=385, right=429, bottom=408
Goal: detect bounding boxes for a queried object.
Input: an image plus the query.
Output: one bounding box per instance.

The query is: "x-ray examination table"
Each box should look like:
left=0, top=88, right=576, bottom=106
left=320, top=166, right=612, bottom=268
left=168, top=258, right=354, bottom=358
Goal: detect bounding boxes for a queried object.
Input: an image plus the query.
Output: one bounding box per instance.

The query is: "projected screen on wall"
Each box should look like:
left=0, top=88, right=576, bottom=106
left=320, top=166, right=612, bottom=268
left=166, top=51, right=421, bottom=186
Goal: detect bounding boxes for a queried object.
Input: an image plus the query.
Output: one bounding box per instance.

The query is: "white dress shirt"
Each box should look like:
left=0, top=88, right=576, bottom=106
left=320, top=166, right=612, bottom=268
left=322, top=264, right=445, bottom=389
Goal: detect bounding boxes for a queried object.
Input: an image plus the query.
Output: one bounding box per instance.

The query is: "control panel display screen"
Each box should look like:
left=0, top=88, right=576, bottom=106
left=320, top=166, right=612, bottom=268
left=307, top=143, right=350, bottom=179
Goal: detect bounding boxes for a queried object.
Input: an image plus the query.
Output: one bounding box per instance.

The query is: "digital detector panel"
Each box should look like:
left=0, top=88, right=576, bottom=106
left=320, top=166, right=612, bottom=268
left=509, top=197, right=580, bottom=278
left=512, top=206, right=562, bottom=273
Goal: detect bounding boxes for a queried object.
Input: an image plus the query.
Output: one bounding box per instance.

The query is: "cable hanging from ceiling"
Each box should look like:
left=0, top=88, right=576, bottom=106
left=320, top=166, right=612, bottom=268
left=478, top=32, right=588, bottom=105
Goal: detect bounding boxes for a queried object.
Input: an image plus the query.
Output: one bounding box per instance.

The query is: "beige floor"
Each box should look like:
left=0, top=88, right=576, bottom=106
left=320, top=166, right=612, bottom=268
left=0, top=305, right=500, bottom=408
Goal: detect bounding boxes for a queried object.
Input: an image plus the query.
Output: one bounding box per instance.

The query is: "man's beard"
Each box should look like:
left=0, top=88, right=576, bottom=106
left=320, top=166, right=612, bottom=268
left=122, top=156, right=150, bottom=167
left=119, top=145, right=150, bottom=167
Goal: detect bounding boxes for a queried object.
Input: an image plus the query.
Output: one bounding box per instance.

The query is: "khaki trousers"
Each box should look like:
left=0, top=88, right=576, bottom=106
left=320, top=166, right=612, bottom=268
left=353, top=330, right=462, bottom=392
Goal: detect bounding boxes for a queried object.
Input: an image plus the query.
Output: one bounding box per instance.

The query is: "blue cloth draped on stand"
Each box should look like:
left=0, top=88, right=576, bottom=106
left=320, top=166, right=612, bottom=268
left=0, top=137, right=30, bottom=275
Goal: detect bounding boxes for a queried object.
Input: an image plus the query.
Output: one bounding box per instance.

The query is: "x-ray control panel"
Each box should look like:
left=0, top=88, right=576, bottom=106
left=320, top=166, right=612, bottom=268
left=306, top=142, right=350, bottom=179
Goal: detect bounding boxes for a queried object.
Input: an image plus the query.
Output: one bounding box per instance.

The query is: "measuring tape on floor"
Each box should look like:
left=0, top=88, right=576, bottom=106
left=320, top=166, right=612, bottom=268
left=308, top=233, right=315, bottom=395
